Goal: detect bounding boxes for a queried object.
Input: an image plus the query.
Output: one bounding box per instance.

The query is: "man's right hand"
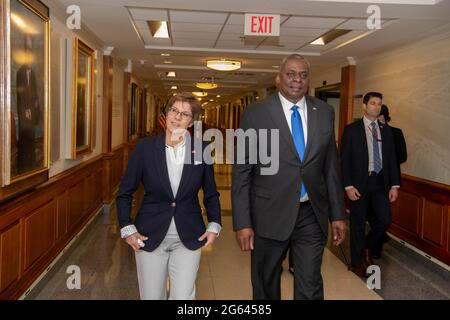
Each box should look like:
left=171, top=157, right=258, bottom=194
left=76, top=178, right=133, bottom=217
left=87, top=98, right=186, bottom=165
left=346, top=187, right=361, bottom=201
left=125, top=232, right=149, bottom=252
left=236, top=228, right=254, bottom=251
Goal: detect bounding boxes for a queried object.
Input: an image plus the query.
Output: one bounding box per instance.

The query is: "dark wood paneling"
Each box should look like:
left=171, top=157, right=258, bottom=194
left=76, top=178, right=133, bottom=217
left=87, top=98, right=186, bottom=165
left=422, top=200, right=445, bottom=247
left=56, top=191, right=68, bottom=240
left=0, top=223, right=21, bottom=292
left=391, top=190, right=421, bottom=236
left=24, top=201, right=56, bottom=271
left=389, top=174, right=450, bottom=265
left=68, top=179, right=85, bottom=228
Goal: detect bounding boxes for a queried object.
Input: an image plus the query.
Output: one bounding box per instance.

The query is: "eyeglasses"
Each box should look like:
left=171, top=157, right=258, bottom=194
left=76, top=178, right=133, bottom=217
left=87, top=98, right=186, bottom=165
left=284, top=71, right=309, bottom=81
left=167, top=107, right=193, bottom=119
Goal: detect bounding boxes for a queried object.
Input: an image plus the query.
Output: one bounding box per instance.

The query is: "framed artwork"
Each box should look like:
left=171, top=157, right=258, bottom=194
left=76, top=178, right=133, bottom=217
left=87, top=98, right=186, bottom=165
left=71, top=38, right=94, bottom=157
left=128, top=82, right=139, bottom=140
left=0, top=0, right=50, bottom=201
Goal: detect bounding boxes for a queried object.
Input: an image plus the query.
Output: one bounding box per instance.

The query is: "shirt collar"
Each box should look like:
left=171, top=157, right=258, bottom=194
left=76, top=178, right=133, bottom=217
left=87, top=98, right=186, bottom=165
left=363, top=116, right=378, bottom=128
left=278, top=92, right=306, bottom=113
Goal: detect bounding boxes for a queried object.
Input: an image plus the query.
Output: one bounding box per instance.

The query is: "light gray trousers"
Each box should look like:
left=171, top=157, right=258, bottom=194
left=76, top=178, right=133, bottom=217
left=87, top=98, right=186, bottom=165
left=135, top=234, right=201, bottom=300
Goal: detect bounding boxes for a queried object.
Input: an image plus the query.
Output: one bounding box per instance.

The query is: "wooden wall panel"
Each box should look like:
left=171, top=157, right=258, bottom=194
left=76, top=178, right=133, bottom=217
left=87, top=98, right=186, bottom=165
left=422, top=200, right=445, bottom=247
left=389, top=174, right=450, bottom=265
left=0, top=223, right=21, bottom=292
left=391, top=191, right=421, bottom=236
left=24, top=201, right=56, bottom=271
left=68, top=180, right=85, bottom=228
left=56, top=191, right=68, bottom=240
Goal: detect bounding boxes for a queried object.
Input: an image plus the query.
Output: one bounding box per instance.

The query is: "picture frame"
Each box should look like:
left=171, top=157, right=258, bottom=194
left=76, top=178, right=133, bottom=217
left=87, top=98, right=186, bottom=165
left=0, top=0, right=50, bottom=201
left=128, top=82, right=139, bottom=140
left=71, top=38, right=94, bottom=157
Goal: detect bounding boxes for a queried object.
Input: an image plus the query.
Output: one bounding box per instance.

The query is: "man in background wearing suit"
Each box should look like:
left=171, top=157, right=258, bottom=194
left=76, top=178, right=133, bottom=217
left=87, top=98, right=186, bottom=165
left=369, top=104, right=407, bottom=258
left=340, top=92, right=400, bottom=277
left=232, top=54, right=346, bottom=300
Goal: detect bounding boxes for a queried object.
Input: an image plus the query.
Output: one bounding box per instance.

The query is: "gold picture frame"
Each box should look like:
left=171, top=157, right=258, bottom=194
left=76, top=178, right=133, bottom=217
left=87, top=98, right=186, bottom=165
left=72, top=38, right=94, bottom=157
left=0, top=0, right=50, bottom=201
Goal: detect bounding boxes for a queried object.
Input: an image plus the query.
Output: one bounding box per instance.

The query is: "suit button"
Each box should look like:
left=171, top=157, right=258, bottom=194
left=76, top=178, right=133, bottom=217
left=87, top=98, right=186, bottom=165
left=171, top=202, right=176, bottom=207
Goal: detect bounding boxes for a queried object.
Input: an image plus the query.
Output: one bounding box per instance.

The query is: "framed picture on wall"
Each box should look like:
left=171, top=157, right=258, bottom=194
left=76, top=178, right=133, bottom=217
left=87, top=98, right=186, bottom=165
left=129, top=82, right=138, bottom=140
left=71, top=38, right=94, bottom=157
left=0, top=0, right=50, bottom=201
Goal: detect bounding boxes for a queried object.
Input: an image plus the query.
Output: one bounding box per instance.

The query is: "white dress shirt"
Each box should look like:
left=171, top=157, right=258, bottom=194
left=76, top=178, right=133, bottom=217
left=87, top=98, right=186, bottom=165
left=278, top=93, right=309, bottom=202
left=120, top=137, right=221, bottom=238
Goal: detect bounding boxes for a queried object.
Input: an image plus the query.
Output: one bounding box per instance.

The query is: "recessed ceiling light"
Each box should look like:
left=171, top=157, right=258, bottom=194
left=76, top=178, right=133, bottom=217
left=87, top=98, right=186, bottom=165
left=216, top=95, right=221, bottom=98
left=161, top=53, right=171, bottom=56
left=163, top=60, right=173, bottom=64
left=171, top=85, right=177, bottom=90
left=310, top=29, right=351, bottom=46
left=166, top=71, right=176, bottom=77
left=148, top=21, right=170, bottom=38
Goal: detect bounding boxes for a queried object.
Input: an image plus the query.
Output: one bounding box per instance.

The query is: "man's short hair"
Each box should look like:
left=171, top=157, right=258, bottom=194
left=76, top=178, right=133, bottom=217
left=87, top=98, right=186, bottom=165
left=363, top=92, right=383, bottom=104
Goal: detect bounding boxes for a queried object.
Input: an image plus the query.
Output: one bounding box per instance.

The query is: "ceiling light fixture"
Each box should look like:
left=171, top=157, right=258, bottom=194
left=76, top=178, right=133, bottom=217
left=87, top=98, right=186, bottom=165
left=171, top=85, right=177, bottom=90
left=161, top=53, right=171, bottom=56
left=192, top=91, right=208, bottom=97
left=166, top=71, right=176, bottom=77
left=148, top=21, right=170, bottom=38
left=310, top=29, right=351, bottom=46
left=206, top=59, right=241, bottom=71
left=196, top=82, right=218, bottom=90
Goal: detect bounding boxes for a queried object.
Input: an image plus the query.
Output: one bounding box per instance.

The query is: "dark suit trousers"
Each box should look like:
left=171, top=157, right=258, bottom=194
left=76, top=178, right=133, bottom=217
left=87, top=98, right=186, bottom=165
left=349, top=173, right=391, bottom=266
left=251, top=202, right=326, bottom=300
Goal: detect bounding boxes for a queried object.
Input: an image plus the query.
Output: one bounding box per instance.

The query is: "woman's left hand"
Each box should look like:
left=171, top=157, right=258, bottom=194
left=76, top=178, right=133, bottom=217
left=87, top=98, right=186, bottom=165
left=198, top=231, right=218, bottom=247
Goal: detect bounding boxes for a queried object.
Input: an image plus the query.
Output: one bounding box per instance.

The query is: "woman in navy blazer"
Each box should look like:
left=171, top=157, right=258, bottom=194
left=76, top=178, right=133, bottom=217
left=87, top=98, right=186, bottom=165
left=117, top=92, right=221, bottom=300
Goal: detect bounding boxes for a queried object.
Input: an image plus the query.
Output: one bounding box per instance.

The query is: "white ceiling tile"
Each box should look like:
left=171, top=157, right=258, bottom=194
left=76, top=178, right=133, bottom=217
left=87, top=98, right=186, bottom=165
left=281, top=27, right=329, bottom=37
left=215, top=40, right=248, bottom=49
left=218, top=33, right=245, bottom=41
left=171, top=22, right=223, bottom=33
left=226, top=13, right=245, bottom=25
left=282, top=16, right=346, bottom=28
left=129, top=7, right=168, bottom=21
left=337, top=18, right=389, bottom=30
left=173, top=31, right=218, bottom=40
left=221, top=24, right=245, bottom=34
left=173, top=39, right=215, bottom=47
left=170, top=10, right=228, bottom=24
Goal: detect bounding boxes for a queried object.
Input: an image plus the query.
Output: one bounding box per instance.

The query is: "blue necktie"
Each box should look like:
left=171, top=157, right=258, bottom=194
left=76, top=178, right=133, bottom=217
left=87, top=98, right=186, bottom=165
left=291, top=105, right=307, bottom=198
left=371, top=122, right=382, bottom=173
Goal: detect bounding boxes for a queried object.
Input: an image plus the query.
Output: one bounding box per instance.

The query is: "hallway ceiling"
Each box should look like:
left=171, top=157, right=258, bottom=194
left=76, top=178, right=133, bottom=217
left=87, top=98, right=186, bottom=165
left=52, top=0, right=450, bottom=104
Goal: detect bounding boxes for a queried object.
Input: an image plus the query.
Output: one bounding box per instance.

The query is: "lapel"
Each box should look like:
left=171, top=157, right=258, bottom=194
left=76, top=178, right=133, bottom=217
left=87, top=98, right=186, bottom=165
left=175, top=136, right=196, bottom=199
left=154, top=134, right=175, bottom=199
left=358, top=119, right=369, bottom=164
left=303, top=96, right=318, bottom=162
left=267, top=94, right=301, bottom=162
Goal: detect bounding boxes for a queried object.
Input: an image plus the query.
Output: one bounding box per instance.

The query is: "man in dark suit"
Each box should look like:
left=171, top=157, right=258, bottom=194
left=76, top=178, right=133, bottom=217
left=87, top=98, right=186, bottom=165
left=368, top=104, right=407, bottom=258
left=340, top=92, right=400, bottom=277
left=232, top=54, right=346, bottom=300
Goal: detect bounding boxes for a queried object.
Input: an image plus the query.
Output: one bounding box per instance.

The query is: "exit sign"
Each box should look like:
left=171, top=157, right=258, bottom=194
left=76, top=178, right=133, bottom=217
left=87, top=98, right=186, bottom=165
left=244, top=14, right=280, bottom=36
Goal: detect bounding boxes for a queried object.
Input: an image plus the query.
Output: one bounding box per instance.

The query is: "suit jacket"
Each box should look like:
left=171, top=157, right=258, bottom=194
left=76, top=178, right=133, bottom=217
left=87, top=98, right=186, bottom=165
left=390, top=125, right=407, bottom=165
left=340, top=119, right=401, bottom=193
left=232, top=94, right=345, bottom=241
left=116, top=134, right=221, bottom=251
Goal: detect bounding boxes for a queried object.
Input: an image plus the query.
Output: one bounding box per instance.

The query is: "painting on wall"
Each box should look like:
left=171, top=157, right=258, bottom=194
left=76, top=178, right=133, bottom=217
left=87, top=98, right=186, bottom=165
left=72, top=38, right=95, bottom=157
left=0, top=0, right=50, bottom=201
